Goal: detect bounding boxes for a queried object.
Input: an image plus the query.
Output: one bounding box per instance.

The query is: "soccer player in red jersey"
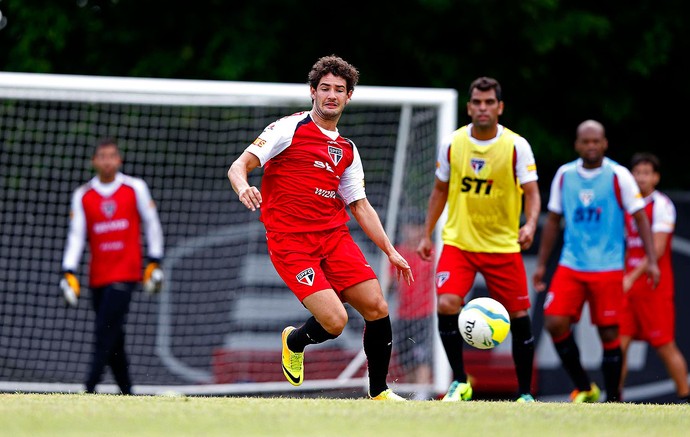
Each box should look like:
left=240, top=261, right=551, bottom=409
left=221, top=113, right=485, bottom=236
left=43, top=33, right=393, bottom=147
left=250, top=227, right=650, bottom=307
left=620, top=152, right=689, bottom=402
left=60, top=139, right=164, bottom=395
left=228, top=55, right=413, bottom=401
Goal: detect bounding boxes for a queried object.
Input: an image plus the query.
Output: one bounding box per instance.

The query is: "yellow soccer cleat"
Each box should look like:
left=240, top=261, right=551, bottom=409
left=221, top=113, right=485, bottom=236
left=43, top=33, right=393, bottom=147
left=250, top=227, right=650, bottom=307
left=281, top=326, right=304, bottom=386
left=369, top=389, right=406, bottom=401
left=441, top=380, right=473, bottom=402
left=570, top=383, right=601, bottom=403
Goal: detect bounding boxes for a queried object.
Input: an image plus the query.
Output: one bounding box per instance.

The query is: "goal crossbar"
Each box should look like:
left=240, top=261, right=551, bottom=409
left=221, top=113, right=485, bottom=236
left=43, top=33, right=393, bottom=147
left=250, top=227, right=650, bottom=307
left=0, top=71, right=457, bottom=109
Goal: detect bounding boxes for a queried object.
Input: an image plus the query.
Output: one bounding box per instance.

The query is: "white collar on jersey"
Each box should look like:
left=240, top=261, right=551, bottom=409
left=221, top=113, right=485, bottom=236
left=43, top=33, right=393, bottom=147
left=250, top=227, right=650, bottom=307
left=310, top=111, right=340, bottom=140
left=466, top=123, right=504, bottom=146
left=575, top=157, right=606, bottom=179
left=90, top=172, right=124, bottom=197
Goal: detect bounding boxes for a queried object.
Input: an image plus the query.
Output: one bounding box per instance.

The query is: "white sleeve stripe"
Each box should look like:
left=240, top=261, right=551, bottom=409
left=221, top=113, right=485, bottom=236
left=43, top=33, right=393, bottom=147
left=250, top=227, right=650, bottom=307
left=129, top=177, right=164, bottom=260
left=514, top=136, right=538, bottom=184
left=338, top=143, right=366, bottom=204
left=61, top=187, right=87, bottom=272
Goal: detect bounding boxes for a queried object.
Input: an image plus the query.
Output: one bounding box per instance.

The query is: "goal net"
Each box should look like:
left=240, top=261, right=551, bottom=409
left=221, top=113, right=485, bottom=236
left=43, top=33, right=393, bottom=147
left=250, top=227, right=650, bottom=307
left=0, top=71, right=457, bottom=397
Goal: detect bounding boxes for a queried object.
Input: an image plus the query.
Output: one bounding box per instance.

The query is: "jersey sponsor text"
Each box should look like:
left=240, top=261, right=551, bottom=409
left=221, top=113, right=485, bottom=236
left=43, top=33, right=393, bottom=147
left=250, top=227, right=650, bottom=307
left=99, top=241, right=125, bottom=251
left=460, top=177, right=494, bottom=195
left=315, top=188, right=337, bottom=198
left=93, top=218, right=130, bottom=234
left=313, top=160, right=334, bottom=173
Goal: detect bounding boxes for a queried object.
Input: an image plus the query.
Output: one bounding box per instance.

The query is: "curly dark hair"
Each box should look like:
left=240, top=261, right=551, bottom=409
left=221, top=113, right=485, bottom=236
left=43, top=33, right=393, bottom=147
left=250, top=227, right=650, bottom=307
left=307, top=55, right=359, bottom=92
left=468, top=76, right=502, bottom=102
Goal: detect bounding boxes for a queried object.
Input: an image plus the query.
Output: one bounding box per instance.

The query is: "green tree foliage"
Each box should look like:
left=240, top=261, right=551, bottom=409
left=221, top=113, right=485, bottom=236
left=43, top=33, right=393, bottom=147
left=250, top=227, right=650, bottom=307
left=1, top=0, right=687, bottom=189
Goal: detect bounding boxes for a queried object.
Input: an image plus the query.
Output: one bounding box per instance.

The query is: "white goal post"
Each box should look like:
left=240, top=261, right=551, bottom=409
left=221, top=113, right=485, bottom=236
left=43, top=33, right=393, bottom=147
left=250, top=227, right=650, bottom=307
left=0, top=71, right=456, bottom=397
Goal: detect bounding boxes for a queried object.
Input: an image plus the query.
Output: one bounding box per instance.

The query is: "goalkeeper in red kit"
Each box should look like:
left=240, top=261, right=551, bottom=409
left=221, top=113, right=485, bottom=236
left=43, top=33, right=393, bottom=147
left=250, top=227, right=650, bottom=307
left=60, top=138, right=164, bottom=395
left=228, top=55, right=414, bottom=401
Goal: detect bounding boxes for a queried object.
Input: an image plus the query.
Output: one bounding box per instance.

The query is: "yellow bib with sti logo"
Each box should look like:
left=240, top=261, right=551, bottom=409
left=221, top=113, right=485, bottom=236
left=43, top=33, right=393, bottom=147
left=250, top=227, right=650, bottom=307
left=442, top=125, right=523, bottom=253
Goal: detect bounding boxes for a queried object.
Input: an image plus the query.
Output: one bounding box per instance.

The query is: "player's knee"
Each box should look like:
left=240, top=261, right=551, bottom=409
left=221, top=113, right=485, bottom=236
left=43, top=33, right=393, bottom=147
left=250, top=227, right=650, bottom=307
left=598, top=325, right=619, bottom=344
left=544, top=316, right=569, bottom=338
left=316, top=309, right=348, bottom=335
left=363, top=298, right=389, bottom=320
left=437, top=295, right=462, bottom=314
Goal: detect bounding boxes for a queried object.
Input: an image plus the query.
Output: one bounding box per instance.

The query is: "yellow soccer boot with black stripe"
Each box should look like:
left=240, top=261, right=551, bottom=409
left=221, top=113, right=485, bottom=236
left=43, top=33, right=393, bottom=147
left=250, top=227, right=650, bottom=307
left=281, top=326, right=304, bottom=386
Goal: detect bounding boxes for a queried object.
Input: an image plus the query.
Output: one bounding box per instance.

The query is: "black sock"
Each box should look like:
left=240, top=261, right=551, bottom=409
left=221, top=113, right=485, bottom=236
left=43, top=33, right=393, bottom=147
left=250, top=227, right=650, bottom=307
left=438, top=313, right=467, bottom=383
left=553, top=331, right=591, bottom=391
left=288, top=316, right=337, bottom=352
left=602, top=347, right=622, bottom=402
left=511, top=315, right=535, bottom=396
left=363, top=316, right=393, bottom=397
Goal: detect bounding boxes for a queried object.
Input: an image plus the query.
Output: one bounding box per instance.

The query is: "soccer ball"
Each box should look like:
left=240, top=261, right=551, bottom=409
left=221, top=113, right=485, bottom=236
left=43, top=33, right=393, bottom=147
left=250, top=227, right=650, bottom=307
left=458, top=297, right=511, bottom=350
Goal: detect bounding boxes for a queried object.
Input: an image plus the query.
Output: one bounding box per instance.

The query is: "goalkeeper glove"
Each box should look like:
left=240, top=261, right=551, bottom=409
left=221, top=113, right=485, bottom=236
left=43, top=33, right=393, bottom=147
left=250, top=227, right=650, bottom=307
left=143, top=260, right=164, bottom=294
left=60, top=271, right=80, bottom=307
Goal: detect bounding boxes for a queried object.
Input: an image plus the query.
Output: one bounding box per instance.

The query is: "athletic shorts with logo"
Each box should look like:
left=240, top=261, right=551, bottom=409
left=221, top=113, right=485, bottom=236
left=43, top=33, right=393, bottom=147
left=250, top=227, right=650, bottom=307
left=434, top=245, right=530, bottom=312
left=266, top=224, right=377, bottom=302
left=543, top=265, right=623, bottom=326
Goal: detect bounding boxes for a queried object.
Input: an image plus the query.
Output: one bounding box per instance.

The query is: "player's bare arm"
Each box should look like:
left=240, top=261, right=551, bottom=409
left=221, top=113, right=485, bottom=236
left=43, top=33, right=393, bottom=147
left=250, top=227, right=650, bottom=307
left=623, top=231, right=669, bottom=291
left=518, top=180, right=541, bottom=250
left=533, top=211, right=562, bottom=292
left=417, top=178, right=449, bottom=261
left=228, top=151, right=262, bottom=211
left=623, top=255, right=647, bottom=292
left=631, top=208, right=661, bottom=288
left=349, top=198, right=414, bottom=285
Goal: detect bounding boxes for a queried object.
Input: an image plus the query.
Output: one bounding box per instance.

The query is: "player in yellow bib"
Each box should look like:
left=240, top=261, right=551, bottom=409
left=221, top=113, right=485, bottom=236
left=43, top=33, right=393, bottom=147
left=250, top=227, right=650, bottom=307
left=417, top=77, right=541, bottom=403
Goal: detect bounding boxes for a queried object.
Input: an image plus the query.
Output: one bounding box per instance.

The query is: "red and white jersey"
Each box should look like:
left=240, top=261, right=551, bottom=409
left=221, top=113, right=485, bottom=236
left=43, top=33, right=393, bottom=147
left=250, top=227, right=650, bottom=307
left=245, top=111, right=366, bottom=232
left=624, top=190, right=675, bottom=294
left=62, top=172, right=164, bottom=288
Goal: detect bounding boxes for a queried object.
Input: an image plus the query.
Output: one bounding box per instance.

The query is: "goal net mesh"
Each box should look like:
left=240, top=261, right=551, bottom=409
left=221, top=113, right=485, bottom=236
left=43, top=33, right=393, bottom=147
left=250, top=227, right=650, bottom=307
left=0, top=73, right=456, bottom=396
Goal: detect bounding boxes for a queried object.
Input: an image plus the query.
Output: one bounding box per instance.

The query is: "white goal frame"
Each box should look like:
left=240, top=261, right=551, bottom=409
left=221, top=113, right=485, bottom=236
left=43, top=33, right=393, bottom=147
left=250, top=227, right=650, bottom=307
left=0, top=71, right=456, bottom=396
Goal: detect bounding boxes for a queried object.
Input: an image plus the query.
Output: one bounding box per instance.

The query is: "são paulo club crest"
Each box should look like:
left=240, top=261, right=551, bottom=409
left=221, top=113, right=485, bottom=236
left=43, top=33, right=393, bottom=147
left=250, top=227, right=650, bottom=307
left=436, top=271, right=450, bottom=288
left=100, top=199, right=117, bottom=218
left=328, top=144, right=343, bottom=166
left=470, top=158, right=486, bottom=175
left=579, top=189, right=595, bottom=207
left=296, top=267, right=315, bottom=286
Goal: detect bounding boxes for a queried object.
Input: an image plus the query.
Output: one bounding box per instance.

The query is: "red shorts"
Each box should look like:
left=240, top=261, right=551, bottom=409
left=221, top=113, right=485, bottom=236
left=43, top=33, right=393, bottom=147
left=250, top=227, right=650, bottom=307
left=619, top=283, right=675, bottom=347
left=266, top=225, right=377, bottom=302
left=543, top=265, right=623, bottom=326
left=435, top=245, right=530, bottom=312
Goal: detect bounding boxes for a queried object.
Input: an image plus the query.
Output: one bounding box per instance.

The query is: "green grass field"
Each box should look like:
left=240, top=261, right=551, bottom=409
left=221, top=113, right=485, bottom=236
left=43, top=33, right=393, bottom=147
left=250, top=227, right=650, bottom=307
left=1, top=393, right=687, bottom=436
